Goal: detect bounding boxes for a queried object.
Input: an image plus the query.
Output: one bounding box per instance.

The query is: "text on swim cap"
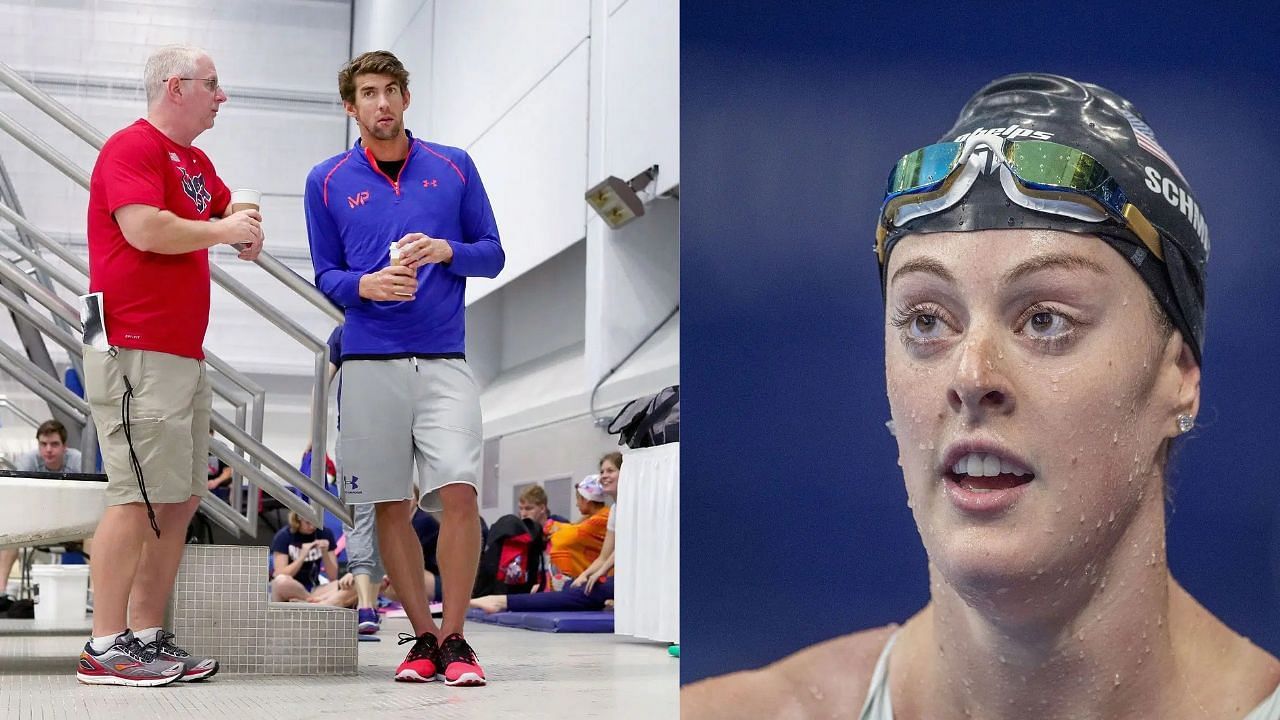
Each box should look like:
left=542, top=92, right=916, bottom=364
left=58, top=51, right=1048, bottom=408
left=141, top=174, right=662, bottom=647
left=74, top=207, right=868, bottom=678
left=1143, top=166, right=1210, bottom=254
left=953, top=126, right=1054, bottom=142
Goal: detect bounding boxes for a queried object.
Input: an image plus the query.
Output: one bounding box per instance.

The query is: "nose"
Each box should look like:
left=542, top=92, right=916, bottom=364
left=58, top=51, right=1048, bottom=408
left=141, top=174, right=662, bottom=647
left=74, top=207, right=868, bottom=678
left=215, top=87, right=227, bottom=103
left=947, top=329, right=1015, bottom=421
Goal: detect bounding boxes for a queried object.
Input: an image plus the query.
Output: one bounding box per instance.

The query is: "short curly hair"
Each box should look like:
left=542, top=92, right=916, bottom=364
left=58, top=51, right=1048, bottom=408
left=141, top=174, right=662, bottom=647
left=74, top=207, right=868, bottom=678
left=338, top=50, right=410, bottom=105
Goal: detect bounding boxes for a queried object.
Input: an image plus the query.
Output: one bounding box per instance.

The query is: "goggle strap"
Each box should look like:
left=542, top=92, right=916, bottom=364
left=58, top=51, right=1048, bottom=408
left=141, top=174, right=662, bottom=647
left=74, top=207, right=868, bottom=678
left=1122, top=204, right=1163, bottom=261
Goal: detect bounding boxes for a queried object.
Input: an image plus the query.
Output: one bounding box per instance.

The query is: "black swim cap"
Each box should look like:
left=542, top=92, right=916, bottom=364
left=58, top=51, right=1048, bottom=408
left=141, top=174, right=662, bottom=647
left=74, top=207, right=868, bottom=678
left=880, top=73, right=1208, bottom=364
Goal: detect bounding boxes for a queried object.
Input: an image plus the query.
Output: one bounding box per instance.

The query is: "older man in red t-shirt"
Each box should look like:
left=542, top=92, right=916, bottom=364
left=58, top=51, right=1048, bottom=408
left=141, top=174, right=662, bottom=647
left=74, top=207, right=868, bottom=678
left=76, top=44, right=263, bottom=688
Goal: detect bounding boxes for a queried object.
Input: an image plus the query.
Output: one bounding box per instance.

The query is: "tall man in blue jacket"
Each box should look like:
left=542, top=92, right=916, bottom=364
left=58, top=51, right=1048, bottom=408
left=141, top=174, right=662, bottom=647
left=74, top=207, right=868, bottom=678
left=304, top=50, right=503, bottom=687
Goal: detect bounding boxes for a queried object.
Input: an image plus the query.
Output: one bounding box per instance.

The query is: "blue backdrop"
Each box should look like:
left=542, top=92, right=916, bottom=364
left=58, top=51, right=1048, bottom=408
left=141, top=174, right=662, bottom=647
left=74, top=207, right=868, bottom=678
left=681, top=1, right=1280, bottom=684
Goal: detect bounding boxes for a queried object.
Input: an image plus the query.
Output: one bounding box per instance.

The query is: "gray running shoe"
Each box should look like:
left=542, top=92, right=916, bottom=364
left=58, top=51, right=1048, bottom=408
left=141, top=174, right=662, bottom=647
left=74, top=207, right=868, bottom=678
left=143, top=630, right=219, bottom=682
left=76, top=630, right=184, bottom=687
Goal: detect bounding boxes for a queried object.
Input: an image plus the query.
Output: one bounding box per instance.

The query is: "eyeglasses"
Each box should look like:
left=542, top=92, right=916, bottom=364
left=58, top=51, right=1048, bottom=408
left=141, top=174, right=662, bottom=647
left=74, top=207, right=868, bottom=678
left=876, top=134, right=1160, bottom=264
left=175, top=76, right=221, bottom=93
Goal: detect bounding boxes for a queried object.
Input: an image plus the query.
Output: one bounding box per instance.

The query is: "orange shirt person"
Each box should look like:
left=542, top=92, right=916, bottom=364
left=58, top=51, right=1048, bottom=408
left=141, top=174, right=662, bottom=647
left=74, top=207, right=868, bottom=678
left=544, top=475, right=610, bottom=579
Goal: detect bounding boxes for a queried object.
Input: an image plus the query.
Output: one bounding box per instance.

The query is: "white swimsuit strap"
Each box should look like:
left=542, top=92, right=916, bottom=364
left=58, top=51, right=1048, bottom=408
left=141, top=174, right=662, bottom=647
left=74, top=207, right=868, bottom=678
left=857, top=631, right=898, bottom=720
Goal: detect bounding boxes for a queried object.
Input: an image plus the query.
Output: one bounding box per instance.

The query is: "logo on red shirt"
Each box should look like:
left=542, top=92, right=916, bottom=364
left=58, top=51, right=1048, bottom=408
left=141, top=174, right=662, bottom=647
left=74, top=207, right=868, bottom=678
left=347, top=191, right=370, bottom=208
left=177, top=167, right=212, bottom=214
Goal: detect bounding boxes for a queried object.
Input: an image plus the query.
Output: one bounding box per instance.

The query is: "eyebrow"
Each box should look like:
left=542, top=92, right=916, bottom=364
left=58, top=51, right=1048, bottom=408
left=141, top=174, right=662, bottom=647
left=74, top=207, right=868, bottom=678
left=890, top=257, right=955, bottom=286
left=890, top=252, right=1108, bottom=288
left=1002, top=253, right=1108, bottom=284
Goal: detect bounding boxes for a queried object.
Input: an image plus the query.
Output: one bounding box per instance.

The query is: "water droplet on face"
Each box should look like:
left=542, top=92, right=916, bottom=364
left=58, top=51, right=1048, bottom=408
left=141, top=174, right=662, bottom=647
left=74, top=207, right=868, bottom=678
left=999, top=654, right=1007, bottom=664
left=1114, top=673, right=1121, bottom=687
left=808, top=685, right=824, bottom=701
left=1079, top=514, right=1085, bottom=524
left=1108, top=510, right=1115, bottom=523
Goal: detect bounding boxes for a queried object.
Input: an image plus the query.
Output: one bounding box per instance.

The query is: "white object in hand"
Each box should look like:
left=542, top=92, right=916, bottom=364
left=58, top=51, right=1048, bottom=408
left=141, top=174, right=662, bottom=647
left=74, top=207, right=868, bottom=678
left=389, top=242, right=412, bottom=297
left=229, top=188, right=261, bottom=212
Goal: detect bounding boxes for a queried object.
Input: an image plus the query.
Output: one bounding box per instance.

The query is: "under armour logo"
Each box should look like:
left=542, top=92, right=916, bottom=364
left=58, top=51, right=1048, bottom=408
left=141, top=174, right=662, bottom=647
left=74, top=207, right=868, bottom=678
left=347, top=475, right=360, bottom=491
left=422, top=179, right=438, bottom=188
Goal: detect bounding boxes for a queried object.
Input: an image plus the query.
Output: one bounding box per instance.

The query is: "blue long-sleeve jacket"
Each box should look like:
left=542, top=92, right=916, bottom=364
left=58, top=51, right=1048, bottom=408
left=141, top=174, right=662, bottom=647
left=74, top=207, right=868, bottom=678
left=304, top=131, right=504, bottom=359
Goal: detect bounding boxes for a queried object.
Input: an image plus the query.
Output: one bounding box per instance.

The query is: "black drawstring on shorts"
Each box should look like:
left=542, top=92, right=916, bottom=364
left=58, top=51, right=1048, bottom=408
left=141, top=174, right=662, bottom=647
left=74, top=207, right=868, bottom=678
left=121, top=374, right=160, bottom=538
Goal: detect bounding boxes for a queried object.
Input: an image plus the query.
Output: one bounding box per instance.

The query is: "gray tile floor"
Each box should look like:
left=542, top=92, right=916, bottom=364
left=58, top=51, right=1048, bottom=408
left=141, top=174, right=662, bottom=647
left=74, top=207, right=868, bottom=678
left=0, top=616, right=679, bottom=719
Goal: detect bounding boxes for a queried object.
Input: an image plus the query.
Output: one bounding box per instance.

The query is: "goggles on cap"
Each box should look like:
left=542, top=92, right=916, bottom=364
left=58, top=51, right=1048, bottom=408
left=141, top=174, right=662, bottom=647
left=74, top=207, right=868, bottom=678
left=875, top=133, right=1160, bottom=264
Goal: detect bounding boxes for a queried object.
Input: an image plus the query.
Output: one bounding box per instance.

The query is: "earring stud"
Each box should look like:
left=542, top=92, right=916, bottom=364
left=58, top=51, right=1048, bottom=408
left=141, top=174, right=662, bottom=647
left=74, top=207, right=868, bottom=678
left=1176, top=414, right=1194, bottom=434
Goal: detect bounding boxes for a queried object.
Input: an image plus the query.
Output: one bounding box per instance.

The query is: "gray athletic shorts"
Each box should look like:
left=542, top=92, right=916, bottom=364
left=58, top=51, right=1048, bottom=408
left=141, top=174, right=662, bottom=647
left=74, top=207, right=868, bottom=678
left=337, top=357, right=482, bottom=512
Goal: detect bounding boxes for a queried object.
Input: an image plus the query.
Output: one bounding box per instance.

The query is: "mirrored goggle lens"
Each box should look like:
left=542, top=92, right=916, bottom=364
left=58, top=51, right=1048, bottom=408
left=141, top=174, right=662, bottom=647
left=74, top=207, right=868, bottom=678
left=1003, top=140, right=1108, bottom=192
left=887, top=142, right=963, bottom=195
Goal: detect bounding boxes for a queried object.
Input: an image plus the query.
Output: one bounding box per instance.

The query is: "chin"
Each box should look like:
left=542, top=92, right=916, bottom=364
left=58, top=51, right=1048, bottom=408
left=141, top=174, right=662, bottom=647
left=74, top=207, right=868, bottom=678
left=924, top=517, right=1058, bottom=585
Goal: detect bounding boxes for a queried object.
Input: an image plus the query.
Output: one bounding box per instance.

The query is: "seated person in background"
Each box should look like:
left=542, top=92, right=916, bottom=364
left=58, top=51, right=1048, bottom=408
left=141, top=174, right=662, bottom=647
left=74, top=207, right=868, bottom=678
left=206, top=430, right=233, bottom=503
left=472, top=452, right=624, bottom=614
left=16, top=420, right=83, bottom=473
left=294, top=445, right=347, bottom=567
left=517, top=484, right=569, bottom=525
left=16, top=420, right=90, bottom=564
left=542, top=474, right=611, bottom=587
left=269, top=511, right=339, bottom=602
left=380, top=509, right=489, bottom=606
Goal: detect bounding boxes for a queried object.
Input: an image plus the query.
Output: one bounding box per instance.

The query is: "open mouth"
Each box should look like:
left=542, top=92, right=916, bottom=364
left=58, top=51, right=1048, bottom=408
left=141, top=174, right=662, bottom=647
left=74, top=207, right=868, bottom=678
left=945, top=452, right=1035, bottom=492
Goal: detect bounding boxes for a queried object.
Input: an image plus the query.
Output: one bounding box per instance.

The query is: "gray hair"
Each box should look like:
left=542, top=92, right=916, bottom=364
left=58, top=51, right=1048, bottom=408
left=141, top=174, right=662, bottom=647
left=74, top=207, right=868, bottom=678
left=143, top=44, right=207, bottom=104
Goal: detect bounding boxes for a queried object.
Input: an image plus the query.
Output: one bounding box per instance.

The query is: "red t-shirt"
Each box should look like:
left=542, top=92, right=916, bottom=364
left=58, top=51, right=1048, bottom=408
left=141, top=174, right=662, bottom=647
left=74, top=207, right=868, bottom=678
left=87, top=119, right=230, bottom=359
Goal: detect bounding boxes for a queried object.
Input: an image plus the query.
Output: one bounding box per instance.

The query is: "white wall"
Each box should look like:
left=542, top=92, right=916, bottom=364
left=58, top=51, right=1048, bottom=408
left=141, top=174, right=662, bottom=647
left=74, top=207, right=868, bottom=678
left=602, top=0, right=680, bottom=195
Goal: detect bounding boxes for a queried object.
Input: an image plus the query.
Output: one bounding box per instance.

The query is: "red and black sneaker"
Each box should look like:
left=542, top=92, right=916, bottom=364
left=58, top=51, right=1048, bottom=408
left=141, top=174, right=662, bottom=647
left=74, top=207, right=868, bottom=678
left=394, top=632, right=440, bottom=682
left=438, top=633, right=486, bottom=686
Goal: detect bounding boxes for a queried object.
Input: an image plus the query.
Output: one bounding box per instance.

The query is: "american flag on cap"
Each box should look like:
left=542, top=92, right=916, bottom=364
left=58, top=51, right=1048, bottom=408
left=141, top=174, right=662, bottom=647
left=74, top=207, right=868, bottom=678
left=1115, top=106, right=1186, bottom=182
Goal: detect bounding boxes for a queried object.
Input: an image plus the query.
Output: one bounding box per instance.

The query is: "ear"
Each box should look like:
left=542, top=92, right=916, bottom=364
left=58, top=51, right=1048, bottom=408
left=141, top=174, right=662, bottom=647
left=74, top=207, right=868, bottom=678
left=402, top=87, right=411, bottom=111
left=343, top=100, right=356, bottom=119
left=1163, top=332, right=1200, bottom=438
left=167, top=76, right=184, bottom=101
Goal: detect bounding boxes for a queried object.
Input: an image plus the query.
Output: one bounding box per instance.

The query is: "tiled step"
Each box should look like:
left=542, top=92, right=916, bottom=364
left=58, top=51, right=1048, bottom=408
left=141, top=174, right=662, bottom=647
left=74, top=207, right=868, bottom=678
left=167, top=544, right=356, bottom=674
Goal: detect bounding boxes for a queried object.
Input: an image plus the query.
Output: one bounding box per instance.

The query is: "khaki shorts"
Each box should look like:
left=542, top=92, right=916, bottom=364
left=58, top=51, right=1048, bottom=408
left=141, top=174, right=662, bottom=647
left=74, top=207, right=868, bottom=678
left=83, top=346, right=211, bottom=507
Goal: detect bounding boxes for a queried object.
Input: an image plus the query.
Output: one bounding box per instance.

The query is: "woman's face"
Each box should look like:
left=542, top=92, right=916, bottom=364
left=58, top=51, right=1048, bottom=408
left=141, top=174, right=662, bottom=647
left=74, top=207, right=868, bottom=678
left=599, top=460, right=620, bottom=498
left=883, top=229, right=1198, bottom=600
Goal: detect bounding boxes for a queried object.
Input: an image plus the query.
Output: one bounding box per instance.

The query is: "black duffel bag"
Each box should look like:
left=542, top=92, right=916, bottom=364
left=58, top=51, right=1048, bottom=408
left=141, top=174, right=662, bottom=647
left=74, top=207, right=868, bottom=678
left=607, top=385, right=679, bottom=449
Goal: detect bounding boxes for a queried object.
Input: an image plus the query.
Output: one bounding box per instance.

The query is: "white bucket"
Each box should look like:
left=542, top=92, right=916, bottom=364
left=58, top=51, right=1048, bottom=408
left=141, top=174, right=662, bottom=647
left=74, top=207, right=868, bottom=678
left=31, top=564, right=90, bottom=623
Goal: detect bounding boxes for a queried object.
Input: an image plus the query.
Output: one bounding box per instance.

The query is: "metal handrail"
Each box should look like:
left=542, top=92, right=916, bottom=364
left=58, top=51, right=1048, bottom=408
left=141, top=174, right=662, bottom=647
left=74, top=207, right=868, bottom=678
left=0, top=228, right=86, bottom=294
left=0, top=340, right=88, bottom=420
left=0, top=62, right=104, bottom=148
left=0, top=397, right=42, bottom=428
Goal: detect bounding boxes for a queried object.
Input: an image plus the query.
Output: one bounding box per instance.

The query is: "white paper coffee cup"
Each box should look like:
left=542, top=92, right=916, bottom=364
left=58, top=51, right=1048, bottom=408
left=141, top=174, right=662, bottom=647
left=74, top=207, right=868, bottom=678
left=230, top=188, right=261, bottom=213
